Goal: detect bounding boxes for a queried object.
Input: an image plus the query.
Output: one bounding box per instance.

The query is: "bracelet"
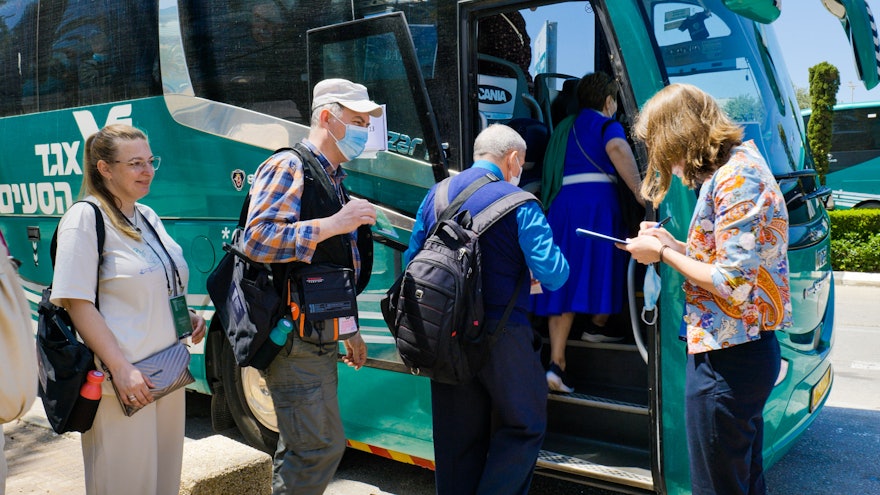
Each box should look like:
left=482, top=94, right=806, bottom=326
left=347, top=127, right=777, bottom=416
left=658, top=245, right=669, bottom=264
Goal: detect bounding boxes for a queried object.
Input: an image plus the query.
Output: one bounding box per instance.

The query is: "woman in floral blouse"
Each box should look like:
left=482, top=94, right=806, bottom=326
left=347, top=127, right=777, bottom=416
left=623, top=83, right=791, bottom=495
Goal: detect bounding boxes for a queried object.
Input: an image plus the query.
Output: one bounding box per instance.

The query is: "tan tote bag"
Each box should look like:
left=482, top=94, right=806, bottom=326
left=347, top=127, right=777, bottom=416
left=0, top=237, right=38, bottom=423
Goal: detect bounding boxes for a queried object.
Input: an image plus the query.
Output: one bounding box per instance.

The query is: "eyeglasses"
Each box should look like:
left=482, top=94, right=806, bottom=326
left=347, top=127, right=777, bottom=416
left=114, top=156, right=161, bottom=171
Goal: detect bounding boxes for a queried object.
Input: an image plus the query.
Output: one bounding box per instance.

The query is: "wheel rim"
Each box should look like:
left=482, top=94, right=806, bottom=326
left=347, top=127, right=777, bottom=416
left=240, top=367, right=278, bottom=432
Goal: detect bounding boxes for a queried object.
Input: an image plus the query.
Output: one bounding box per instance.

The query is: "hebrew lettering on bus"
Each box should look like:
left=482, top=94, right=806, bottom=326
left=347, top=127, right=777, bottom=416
left=0, top=182, right=74, bottom=215
left=34, top=142, right=83, bottom=177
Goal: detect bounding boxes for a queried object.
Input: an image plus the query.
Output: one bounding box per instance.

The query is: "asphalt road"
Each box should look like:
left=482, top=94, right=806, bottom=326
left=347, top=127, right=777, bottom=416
left=182, top=282, right=879, bottom=495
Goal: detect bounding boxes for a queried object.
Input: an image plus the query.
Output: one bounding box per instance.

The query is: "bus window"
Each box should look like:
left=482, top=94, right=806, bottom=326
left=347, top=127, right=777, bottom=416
left=645, top=0, right=801, bottom=174
left=308, top=13, right=447, bottom=214
left=179, top=0, right=352, bottom=125
left=804, top=103, right=880, bottom=208
left=13, top=0, right=160, bottom=115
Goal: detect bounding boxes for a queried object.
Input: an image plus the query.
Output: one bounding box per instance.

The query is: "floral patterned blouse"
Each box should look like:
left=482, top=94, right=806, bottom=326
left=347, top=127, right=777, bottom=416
left=683, top=140, right=792, bottom=354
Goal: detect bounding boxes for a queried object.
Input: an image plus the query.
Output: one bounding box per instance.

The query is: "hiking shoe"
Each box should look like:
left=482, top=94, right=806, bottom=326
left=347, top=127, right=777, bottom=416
left=546, top=362, right=574, bottom=393
left=580, top=327, right=625, bottom=343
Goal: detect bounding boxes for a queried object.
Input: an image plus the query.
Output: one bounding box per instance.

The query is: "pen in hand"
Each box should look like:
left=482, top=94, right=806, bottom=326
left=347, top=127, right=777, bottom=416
left=653, top=216, right=672, bottom=229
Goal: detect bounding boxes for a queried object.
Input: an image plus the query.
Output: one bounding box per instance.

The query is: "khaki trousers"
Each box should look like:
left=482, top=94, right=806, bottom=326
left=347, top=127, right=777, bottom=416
left=82, top=387, right=185, bottom=495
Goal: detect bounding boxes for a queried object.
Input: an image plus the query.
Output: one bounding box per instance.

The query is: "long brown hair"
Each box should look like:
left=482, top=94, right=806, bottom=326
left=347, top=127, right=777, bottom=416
left=80, top=124, right=149, bottom=241
left=633, top=83, right=743, bottom=204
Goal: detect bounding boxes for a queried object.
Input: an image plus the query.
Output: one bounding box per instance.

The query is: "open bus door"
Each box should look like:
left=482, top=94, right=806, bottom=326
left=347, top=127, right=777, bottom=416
left=821, top=0, right=880, bottom=90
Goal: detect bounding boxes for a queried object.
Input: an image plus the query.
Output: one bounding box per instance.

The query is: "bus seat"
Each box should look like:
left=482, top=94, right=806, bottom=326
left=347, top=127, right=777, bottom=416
left=549, top=77, right=581, bottom=130
left=506, top=117, right=550, bottom=196
left=534, top=73, right=578, bottom=132
left=478, top=53, right=540, bottom=127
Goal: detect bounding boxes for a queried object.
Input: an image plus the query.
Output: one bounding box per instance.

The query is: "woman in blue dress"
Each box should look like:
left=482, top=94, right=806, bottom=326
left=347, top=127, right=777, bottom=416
left=534, top=72, right=644, bottom=393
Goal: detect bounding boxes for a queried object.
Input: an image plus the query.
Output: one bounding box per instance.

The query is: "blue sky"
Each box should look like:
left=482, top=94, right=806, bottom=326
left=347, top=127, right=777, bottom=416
left=774, top=1, right=880, bottom=104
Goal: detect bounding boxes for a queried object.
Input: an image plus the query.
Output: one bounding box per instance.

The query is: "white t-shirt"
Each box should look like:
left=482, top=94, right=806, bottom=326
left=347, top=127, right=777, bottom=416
left=51, top=197, right=189, bottom=364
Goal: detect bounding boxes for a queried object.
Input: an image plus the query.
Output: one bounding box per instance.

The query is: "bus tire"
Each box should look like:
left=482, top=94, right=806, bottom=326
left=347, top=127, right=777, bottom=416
left=219, top=336, right=279, bottom=454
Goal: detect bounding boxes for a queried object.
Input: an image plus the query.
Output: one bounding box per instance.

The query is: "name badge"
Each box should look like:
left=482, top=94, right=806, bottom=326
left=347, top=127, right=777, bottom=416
left=170, top=295, right=192, bottom=339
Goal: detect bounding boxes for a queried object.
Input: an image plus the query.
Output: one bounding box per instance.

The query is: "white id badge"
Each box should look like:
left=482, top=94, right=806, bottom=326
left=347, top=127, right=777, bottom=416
left=169, top=295, right=192, bottom=339
left=338, top=316, right=358, bottom=337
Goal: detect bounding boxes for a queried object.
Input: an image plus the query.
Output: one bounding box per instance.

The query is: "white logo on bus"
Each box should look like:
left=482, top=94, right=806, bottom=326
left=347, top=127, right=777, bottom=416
left=0, top=104, right=132, bottom=215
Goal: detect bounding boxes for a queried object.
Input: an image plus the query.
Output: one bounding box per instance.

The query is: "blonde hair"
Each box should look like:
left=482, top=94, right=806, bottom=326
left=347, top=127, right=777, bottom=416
left=633, top=83, right=743, bottom=204
left=80, top=124, right=149, bottom=241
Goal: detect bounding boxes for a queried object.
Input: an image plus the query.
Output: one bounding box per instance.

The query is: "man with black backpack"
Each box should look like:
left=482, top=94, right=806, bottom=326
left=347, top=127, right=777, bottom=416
left=404, top=124, right=569, bottom=495
left=241, top=78, right=379, bottom=495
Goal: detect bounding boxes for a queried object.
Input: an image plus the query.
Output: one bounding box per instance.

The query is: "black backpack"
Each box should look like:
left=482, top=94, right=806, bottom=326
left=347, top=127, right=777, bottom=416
left=37, top=201, right=105, bottom=433
left=381, top=174, right=534, bottom=384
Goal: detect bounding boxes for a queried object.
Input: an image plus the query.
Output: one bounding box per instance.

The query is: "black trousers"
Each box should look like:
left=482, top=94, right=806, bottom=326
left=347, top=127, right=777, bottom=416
left=430, top=321, right=547, bottom=495
left=685, top=331, right=781, bottom=495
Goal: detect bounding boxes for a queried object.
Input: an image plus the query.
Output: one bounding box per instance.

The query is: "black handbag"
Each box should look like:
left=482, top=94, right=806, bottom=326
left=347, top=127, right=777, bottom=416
left=207, top=193, right=284, bottom=369
left=290, top=264, right=359, bottom=345
left=36, top=201, right=104, bottom=434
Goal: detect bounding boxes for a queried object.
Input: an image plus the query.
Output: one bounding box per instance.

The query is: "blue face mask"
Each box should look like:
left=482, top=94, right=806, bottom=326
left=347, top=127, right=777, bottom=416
left=641, top=264, right=661, bottom=325
left=329, top=114, right=369, bottom=161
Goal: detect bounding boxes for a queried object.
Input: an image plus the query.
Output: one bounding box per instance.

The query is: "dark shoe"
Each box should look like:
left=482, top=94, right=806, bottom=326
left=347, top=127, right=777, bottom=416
left=546, top=362, right=574, bottom=393
left=580, top=324, right=624, bottom=343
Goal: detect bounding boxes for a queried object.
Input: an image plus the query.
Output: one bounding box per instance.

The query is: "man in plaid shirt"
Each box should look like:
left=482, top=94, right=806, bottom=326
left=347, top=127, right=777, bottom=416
left=242, top=78, right=381, bottom=495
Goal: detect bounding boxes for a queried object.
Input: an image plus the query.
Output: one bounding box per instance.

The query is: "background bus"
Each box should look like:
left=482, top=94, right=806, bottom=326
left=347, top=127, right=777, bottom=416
left=1, top=0, right=865, bottom=493
left=803, top=101, right=880, bottom=209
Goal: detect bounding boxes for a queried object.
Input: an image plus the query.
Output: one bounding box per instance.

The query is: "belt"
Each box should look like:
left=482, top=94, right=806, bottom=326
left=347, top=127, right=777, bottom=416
left=561, top=173, right=616, bottom=186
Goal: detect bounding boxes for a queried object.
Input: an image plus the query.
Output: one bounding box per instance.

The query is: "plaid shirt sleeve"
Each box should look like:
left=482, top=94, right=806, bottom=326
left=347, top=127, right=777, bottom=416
left=241, top=151, right=321, bottom=263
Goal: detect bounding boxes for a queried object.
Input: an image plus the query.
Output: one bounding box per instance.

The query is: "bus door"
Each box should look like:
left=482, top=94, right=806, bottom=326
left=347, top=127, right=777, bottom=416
left=460, top=2, right=658, bottom=492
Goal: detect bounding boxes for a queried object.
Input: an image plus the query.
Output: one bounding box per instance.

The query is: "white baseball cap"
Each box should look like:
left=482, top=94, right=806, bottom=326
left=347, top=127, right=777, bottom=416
left=311, top=78, right=383, bottom=117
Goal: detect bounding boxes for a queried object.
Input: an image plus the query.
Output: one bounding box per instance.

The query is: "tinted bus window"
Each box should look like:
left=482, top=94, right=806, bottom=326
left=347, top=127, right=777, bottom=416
left=1, top=0, right=160, bottom=116
left=179, top=1, right=352, bottom=125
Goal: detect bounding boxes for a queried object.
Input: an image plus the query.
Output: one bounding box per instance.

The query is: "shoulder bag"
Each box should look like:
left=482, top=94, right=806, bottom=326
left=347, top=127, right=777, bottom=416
left=36, top=201, right=104, bottom=433
left=572, top=121, right=645, bottom=236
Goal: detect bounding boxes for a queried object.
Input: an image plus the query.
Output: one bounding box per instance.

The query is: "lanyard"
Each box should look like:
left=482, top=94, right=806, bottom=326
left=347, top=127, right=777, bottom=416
left=126, top=209, right=184, bottom=296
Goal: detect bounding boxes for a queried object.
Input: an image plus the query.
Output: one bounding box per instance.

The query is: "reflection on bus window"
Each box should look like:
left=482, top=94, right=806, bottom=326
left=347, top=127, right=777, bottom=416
left=644, top=0, right=798, bottom=174
left=180, top=0, right=352, bottom=125
left=1, top=0, right=160, bottom=116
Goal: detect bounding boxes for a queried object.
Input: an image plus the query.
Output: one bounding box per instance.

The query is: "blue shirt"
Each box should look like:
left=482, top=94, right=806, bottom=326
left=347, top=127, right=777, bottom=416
left=405, top=161, right=568, bottom=291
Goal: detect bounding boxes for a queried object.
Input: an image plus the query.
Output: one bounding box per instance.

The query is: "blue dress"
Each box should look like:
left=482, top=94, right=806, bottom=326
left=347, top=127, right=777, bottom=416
left=532, top=109, right=627, bottom=316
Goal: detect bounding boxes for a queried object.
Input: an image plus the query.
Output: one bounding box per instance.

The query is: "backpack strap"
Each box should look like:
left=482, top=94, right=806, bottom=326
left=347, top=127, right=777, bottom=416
left=49, top=201, right=106, bottom=309
left=470, top=191, right=536, bottom=235
left=433, top=173, right=499, bottom=224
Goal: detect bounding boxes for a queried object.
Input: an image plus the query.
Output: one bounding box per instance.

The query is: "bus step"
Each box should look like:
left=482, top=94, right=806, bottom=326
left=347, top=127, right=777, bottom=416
left=548, top=391, right=648, bottom=415
left=536, top=447, right=653, bottom=492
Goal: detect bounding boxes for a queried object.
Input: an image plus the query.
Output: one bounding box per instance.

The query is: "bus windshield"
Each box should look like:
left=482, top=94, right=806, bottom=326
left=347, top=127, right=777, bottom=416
left=642, top=0, right=805, bottom=174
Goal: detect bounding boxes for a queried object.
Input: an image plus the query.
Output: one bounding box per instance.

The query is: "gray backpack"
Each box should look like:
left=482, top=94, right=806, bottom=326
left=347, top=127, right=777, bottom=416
left=381, top=174, right=534, bottom=384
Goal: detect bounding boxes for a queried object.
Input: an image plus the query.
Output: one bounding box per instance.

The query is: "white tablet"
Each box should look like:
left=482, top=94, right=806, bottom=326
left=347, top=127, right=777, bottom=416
left=575, top=228, right=629, bottom=244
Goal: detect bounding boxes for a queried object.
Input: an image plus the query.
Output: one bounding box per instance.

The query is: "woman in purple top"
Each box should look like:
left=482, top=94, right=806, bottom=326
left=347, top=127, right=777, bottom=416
left=533, top=72, right=644, bottom=393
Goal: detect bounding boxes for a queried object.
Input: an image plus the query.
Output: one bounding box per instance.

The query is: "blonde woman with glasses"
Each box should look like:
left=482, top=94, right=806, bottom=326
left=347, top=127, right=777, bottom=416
left=51, top=124, right=206, bottom=495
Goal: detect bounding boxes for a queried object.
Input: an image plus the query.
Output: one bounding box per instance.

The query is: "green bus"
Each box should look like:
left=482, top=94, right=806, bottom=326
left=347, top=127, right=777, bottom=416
left=2, top=0, right=864, bottom=493
left=803, top=101, right=880, bottom=209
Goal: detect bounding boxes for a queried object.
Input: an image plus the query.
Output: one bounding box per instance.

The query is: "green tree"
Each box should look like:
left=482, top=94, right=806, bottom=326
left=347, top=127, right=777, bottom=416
left=807, top=62, right=840, bottom=185
left=724, top=94, right=763, bottom=122
left=795, top=86, right=810, bottom=110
